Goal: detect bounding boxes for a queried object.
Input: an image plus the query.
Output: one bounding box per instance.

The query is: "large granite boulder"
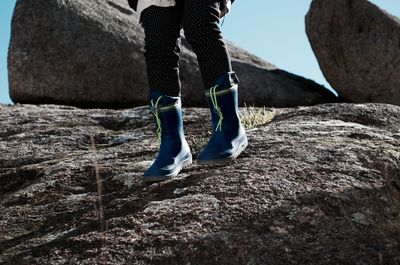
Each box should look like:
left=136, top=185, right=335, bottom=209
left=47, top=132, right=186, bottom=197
left=1, top=102, right=399, bottom=264
left=306, top=0, right=400, bottom=105
left=8, top=0, right=338, bottom=108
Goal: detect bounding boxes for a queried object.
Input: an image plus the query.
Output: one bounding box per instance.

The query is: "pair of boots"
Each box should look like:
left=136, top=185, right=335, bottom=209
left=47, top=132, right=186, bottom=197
left=143, top=71, right=248, bottom=183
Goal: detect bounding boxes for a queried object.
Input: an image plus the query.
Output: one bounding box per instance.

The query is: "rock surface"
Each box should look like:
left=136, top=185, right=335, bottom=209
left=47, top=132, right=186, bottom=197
left=306, top=0, right=400, bottom=105
left=1, top=102, right=400, bottom=264
left=8, top=0, right=338, bottom=108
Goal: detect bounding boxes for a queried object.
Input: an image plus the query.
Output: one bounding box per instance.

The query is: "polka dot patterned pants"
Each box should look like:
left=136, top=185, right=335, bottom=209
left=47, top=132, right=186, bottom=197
left=139, top=0, right=233, bottom=97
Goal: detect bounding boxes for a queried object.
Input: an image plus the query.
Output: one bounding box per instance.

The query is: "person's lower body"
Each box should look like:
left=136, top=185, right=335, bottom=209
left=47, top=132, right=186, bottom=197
left=140, top=0, right=233, bottom=95
left=139, top=0, right=247, bottom=182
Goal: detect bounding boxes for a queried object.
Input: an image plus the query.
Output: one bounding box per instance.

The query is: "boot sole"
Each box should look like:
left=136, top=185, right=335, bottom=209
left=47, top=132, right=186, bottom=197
left=197, top=137, right=248, bottom=166
left=142, top=155, right=193, bottom=183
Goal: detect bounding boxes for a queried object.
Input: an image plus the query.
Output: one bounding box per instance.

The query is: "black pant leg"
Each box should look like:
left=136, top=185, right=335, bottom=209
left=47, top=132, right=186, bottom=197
left=140, top=5, right=183, bottom=97
left=181, top=0, right=233, bottom=90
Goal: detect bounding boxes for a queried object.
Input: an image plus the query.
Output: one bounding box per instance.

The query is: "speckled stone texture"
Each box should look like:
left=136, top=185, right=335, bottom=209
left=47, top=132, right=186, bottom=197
left=8, top=0, right=338, bottom=108
left=306, top=0, right=400, bottom=106
left=0, top=102, right=399, bottom=264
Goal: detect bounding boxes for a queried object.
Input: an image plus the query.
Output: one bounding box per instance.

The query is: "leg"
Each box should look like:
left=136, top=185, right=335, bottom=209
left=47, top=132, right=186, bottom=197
left=182, top=0, right=247, bottom=164
left=139, top=5, right=192, bottom=182
left=140, top=4, right=183, bottom=96
left=181, top=0, right=232, bottom=90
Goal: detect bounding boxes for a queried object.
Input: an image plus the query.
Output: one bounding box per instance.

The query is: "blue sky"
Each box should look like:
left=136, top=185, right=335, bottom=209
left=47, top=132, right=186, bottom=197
left=1, top=0, right=399, bottom=104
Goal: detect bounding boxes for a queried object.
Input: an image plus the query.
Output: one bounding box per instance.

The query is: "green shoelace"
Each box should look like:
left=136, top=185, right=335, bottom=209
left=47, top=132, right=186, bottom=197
left=209, top=85, right=224, bottom=131
left=150, top=96, right=180, bottom=144
left=206, top=83, right=238, bottom=132
left=150, top=96, right=163, bottom=144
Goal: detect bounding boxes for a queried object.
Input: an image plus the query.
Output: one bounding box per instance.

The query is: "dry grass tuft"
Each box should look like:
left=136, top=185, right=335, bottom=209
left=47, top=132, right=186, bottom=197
left=239, top=104, right=276, bottom=130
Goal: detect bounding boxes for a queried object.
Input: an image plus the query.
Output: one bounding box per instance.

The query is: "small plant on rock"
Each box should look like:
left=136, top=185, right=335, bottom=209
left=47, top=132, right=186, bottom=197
left=239, top=103, right=276, bottom=130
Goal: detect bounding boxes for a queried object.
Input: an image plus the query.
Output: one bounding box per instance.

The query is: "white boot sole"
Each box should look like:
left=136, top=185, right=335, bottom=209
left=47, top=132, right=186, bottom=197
left=197, top=137, right=248, bottom=166
left=142, top=155, right=193, bottom=183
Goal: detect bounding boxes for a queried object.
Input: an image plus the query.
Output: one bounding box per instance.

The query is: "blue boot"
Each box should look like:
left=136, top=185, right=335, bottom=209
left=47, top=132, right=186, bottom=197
left=143, top=91, right=192, bottom=182
left=197, top=71, right=248, bottom=165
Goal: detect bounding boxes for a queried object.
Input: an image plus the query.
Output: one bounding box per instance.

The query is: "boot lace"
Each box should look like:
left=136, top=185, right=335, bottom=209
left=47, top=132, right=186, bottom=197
left=150, top=96, right=163, bottom=144
left=209, top=85, right=224, bottom=131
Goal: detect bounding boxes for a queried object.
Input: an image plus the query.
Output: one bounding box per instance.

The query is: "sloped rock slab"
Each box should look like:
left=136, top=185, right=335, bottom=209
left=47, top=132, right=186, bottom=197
left=0, top=103, right=399, bottom=264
